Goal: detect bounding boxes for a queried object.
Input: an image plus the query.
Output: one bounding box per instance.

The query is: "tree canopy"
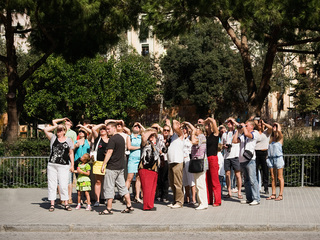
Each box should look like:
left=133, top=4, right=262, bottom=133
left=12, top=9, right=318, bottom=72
left=143, top=0, right=320, bottom=116
left=23, top=52, right=157, bottom=125
left=160, top=20, right=246, bottom=118
left=0, top=0, right=141, bottom=142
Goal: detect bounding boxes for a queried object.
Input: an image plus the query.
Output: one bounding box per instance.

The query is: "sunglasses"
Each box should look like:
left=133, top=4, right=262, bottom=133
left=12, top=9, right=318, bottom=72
left=133, top=125, right=140, bottom=128
left=163, top=129, right=170, bottom=132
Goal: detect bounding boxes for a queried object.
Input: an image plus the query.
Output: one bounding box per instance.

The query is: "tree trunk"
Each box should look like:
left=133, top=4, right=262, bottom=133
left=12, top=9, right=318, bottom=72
left=5, top=93, right=19, bottom=143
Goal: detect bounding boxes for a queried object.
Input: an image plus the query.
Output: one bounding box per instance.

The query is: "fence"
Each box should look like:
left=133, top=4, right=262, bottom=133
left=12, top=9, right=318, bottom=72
left=0, top=154, right=320, bottom=188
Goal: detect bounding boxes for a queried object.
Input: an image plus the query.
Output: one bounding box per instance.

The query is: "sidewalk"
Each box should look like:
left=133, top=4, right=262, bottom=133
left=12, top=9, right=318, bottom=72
left=0, top=187, right=320, bottom=232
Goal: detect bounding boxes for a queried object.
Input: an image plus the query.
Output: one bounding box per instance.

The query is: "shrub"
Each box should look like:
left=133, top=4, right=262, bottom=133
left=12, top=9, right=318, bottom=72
left=0, top=139, right=50, bottom=157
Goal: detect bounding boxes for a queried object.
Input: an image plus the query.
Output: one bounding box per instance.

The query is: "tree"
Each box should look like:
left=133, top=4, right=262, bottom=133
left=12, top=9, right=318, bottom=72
left=143, top=0, right=320, bottom=116
left=160, top=20, right=246, bottom=118
left=23, top=53, right=157, bottom=124
left=0, top=0, right=141, bottom=142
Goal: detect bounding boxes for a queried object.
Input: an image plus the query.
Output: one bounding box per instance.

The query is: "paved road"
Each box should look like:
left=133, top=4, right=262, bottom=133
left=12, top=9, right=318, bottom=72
left=1, top=231, right=320, bottom=240
left=0, top=187, right=320, bottom=234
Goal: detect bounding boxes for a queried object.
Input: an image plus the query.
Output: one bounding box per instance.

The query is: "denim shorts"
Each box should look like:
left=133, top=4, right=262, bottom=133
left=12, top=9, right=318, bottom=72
left=267, top=156, right=285, bottom=169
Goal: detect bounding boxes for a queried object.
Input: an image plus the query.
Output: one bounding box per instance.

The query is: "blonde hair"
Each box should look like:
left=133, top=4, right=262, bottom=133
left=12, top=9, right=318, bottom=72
left=81, top=153, right=94, bottom=164
left=217, top=143, right=223, bottom=152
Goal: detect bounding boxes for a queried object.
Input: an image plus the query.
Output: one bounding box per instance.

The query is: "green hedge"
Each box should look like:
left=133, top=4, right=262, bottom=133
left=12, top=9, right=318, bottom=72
left=283, top=136, right=320, bottom=154
left=0, top=135, right=319, bottom=157
left=0, top=139, right=50, bottom=157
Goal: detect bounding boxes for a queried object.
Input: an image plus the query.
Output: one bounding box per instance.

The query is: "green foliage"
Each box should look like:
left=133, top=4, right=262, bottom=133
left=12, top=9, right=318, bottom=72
left=160, top=20, right=246, bottom=117
left=283, top=135, right=320, bottom=154
left=23, top=53, right=157, bottom=123
left=0, top=139, right=50, bottom=157
left=290, top=75, right=320, bottom=114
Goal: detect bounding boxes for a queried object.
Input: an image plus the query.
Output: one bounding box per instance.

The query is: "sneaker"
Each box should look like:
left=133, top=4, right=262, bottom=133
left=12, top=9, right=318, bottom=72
left=85, top=205, right=92, bottom=211
left=241, top=200, right=251, bottom=204
left=231, top=188, right=238, bottom=193
left=249, top=200, right=260, bottom=206
left=75, top=205, right=81, bottom=210
left=93, top=201, right=99, bottom=207
left=195, top=205, right=208, bottom=210
left=171, top=203, right=183, bottom=209
left=162, top=198, right=170, bottom=204
left=167, top=203, right=174, bottom=207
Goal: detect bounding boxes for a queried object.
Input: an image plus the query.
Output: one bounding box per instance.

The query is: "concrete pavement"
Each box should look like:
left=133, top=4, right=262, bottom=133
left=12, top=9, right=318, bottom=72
left=0, top=187, right=320, bottom=232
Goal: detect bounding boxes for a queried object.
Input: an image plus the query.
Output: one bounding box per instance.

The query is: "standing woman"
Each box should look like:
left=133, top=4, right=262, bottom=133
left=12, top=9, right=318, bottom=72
left=204, top=117, right=221, bottom=207
left=44, top=124, right=74, bottom=212
left=181, top=124, right=196, bottom=205
left=254, top=119, right=273, bottom=195
left=266, top=122, right=285, bottom=201
left=91, top=123, right=109, bottom=207
left=125, top=122, right=145, bottom=203
left=74, top=125, right=92, bottom=173
left=183, top=122, right=208, bottom=210
left=138, top=128, right=160, bottom=211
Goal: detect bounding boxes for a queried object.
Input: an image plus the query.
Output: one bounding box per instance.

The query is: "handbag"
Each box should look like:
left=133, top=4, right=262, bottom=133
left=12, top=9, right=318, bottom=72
left=188, top=153, right=205, bottom=173
left=90, top=137, right=101, bottom=161
left=243, top=149, right=253, bottom=161
left=92, top=160, right=105, bottom=175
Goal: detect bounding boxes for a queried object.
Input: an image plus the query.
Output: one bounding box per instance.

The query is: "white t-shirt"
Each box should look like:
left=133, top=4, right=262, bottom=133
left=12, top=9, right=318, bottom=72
left=255, top=129, right=271, bottom=150
left=222, top=130, right=240, bottom=159
left=218, top=152, right=225, bottom=176
left=167, top=133, right=184, bottom=164
left=239, top=130, right=259, bottom=163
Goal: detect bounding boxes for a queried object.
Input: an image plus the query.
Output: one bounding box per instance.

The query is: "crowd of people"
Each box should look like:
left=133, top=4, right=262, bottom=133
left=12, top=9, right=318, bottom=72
left=43, top=116, right=284, bottom=213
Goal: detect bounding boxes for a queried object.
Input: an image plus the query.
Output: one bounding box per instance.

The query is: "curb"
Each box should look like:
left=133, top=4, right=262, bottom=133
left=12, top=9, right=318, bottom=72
left=1, top=224, right=320, bottom=232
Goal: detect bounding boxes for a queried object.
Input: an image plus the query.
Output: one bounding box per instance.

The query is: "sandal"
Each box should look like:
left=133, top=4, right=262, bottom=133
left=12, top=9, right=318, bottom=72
left=224, top=194, right=231, bottom=198
left=49, top=205, right=55, bottom=212
left=65, top=205, right=72, bottom=211
left=99, top=209, right=113, bottom=215
left=266, top=194, right=276, bottom=200
left=121, top=205, right=134, bottom=213
left=238, top=195, right=243, bottom=199
left=275, top=195, right=283, bottom=201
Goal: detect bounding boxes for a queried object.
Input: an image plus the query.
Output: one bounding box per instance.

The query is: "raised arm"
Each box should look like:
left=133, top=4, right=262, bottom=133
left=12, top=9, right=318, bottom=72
left=52, top=117, right=68, bottom=126
left=205, top=117, right=219, bottom=136
left=127, top=135, right=140, bottom=150
left=43, top=125, right=57, bottom=140
left=262, top=120, right=273, bottom=135
left=141, top=128, right=157, bottom=147
left=92, top=124, right=105, bottom=139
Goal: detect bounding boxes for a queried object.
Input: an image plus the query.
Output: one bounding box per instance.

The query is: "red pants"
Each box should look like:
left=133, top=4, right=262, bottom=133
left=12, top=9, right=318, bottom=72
left=139, top=168, right=158, bottom=210
left=206, top=155, right=221, bottom=205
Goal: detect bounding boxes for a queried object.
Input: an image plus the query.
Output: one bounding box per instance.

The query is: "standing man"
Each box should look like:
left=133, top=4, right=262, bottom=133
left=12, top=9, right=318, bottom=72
left=99, top=122, right=133, bottom=214
left=222, top=118, right=242, bottom=199
left=167, top=120, right=184, bottom=209
left=233, top=120, right=260, bottom=206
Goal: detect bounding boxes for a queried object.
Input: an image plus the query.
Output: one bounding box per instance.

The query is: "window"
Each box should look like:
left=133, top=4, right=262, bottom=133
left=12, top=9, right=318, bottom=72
left=141, top=44, right=149, bottom=56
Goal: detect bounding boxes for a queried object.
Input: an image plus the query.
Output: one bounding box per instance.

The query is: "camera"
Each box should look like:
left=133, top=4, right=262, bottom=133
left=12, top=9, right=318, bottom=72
left=237, top=125, right=243, bottom=129
left=162, top=147, right=168, bottom=154
left=253, top=117, right=261, bottom=121
left=226, top=144, right=232, bottom=152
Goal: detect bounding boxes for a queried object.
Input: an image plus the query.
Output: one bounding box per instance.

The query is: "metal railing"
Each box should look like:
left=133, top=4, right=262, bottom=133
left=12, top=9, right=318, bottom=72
left=0, top=156, right=48, bottom=188
left=0, top=154, right=320, bottom=187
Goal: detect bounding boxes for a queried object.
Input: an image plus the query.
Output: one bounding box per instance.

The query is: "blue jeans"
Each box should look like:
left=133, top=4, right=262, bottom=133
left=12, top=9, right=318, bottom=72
left=240, top=159, right=260, bottom=202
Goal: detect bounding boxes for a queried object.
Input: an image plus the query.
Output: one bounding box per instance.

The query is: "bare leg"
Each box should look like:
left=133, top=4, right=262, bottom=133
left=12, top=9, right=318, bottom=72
left=135, top=175, right=142, bottom=200
left=185, top=186, right=190, bottom=203
left=276, top=168, right=284, bottom=200
left=85, top=191, right=91, bottom=205
left=191, top=185, right=196, bottom=203
left=77, top=191, right=81, bottom=204
left=125, top=173, right=134, bottom=190
left=225, top=170, right=231, bottom=195
left=235, top=170, right=242, bottom=197
left=95, top=175, right=103, bottom=202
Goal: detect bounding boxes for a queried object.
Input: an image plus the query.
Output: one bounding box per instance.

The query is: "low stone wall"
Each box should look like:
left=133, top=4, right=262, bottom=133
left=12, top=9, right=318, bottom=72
left=283, top=126, right=320, bottom=138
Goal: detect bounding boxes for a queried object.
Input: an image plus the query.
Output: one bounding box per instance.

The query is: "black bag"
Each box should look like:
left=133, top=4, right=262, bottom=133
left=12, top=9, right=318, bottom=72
left=243, top=150, right=253, bottom=161
left=188, top=157, right=204, bottom=173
